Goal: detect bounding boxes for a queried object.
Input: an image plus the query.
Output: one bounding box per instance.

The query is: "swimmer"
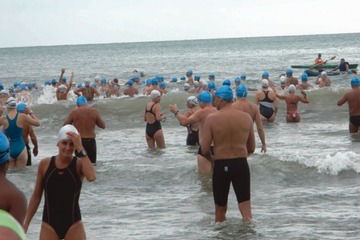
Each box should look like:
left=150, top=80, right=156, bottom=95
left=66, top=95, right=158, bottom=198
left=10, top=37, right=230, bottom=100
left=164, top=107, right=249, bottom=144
left=17, top=103, right=38, bottom=166
left=123, top=80, right=139, bottom=97
left=107, top=78, right=121, bottom=97
left=285, top=69, right=299, bottom=86
left=144, top=90, right=166, bottom=148
left=56, top=71, right=74, bottom=101
left=316, top=71, right=331, bottom=87
left=186, top=70, right=194, bottom=85
left=208, top=74, right=215, bottom=82
left=262, top=71, right=276, bottom=89
left=64, top=96, right=105, bottom=165
left=201, top=86, right=255, bottom=222
left=159, top=82, right=168, bottom=95
left=297, top=73, right=313, bottom=90
left=0, top=98, right=40, bottom=169
left=178, top=96, right=200, bottom=146
left=275, top=84, right=309, bottom=123
left=337, top=77, right=360, bottom=133
left=170, top=91, right=217, bottom=174
left=256, top=79, right=278, bottom=122
left=74, top=80, right=100, bottom=101
left=0, top=132, right=27, bottom=225
left=24, top=125, right=96, bottom=239
left=16, top=84, right=32, bottom=105
left=233, top=85, right=266, bottom=152
left=233, top=77, right=241, bottom=89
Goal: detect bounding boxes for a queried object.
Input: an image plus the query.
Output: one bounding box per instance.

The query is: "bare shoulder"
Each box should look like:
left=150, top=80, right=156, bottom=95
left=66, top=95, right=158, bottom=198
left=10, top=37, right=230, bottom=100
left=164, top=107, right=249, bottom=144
left=38, top=157, right=52, bottom=175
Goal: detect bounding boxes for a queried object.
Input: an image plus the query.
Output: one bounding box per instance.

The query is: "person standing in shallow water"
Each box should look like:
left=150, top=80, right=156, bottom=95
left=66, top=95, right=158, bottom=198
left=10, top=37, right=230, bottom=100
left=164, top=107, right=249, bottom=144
left=24, top=125, right=96, bottom=240
left=201, top=86, right=255, bottom=222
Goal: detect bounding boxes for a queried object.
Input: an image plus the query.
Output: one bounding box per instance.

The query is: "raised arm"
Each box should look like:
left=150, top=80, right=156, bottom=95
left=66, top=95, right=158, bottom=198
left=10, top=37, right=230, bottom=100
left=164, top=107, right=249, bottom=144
left=22, top=109, right=40, bottom=127
left=299, top=91, right=309, bottom=104
left=58, top=68, right=65, bottom=86
left=169, top=104, right=200, bottom=125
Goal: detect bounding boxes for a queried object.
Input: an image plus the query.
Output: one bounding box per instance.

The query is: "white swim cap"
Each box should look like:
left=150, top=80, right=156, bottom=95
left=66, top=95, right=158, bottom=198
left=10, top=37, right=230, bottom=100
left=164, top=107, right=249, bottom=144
left=193, top=81, right=200, bottom=87
left=94, top=75, right=100, bottom=81
left=6, top=97, right=17, bottom=109
left=280, top=76, right=286, bottom=83
left=262, top=79, right=269, bottom=88
left=321, top=71, right=327, bottom=76
left=150, top=90, right=161, bottom=99
left=288, top=84, right=296, bottom=93
left=187, top=96, right=198, bottom=105
left=57, top=124, right=79, bottom=143
left=0, top=90, right=9, bottom=96
left=184, top=83, right=190, bottom=90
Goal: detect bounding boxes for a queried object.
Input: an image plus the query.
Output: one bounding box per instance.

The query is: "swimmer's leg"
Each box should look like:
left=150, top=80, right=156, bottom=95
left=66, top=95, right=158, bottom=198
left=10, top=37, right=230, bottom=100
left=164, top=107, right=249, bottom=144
left=40, top=222, right=60, bottom=240
left=14, top=148, right=27, bottom=169
left=238, top=200, right=252, bottom=222
left=146, top=135, right=155, bottom=149
left=349, top=122, right=359, bottom=133
left=154, top=129, right=165, bottom=149
left=64, top=221, right=86, bottom=240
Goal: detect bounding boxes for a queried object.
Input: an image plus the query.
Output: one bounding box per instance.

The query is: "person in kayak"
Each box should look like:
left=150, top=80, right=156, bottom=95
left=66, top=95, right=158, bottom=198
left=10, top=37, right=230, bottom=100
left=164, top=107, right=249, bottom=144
left=314, top=53, right=327, bottom=65
left=332, top=58, right=352, bottom=74
left=256, top=80, right=277, bottom=122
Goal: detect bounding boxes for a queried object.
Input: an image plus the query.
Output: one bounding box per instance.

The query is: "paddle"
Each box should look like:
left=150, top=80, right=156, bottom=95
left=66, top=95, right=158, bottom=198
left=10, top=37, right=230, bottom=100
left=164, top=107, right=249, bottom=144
left=309, top=56, right=336, bottom=69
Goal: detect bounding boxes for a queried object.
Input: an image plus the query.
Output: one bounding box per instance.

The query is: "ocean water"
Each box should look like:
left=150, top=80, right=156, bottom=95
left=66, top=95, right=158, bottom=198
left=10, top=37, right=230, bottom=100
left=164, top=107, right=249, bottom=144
left=2, top=33, right=360, bottom=240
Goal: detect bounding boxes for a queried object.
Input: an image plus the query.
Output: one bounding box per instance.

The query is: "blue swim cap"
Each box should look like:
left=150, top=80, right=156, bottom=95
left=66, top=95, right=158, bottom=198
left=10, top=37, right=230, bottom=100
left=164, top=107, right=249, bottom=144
left=62, top=77, right=67, bottom=83
left=101, top=78, right=107, bottom=84
left=171, top=77, right=178, bottom=82
left=127, top=80, right=134, bottom=86
left=151, top=78, right=158, bottom=85
left=51, top=79, right=57, bottom=84
left=348, top=70, right=353, bottom=74
left=0, top=84, right=4, bottom=90
left=187, top=70, right=193, bottom=75
left=351, top=77, right=360, bottom=87
left=234, top=77, right=241, bottom=83
left=76, top=96, right=88, bottom=106
left=240, top=74, right=246, bottom=80
left=155, top=75, right=164, bottom=82
left=222, top=79, right=231, bottom=86
left=76, top=83, right=83, bottom=88
left=91, top=83, right=97, bottom=88
left=0, top=132, right=10, bottom=164
left=208, top=81, right=216, bottom=90
left=159, top=82, right=166, bottom=89
left=146, top=79, right=152, bottom=86
left=194, top=75, right=200, bottom=81
left=16, top=103, right=27, bottom=113
left=301, top=73, right=308, bottom=81
left=18, top=84, right=26, bottom=91
left=197, top=91, right=212, bottom=104
left=180, top=75, right=186, bottom=81
left=131, top=75, right=140, bottom=81
left=209, top=74, right=215, bottom=80
left=286, top=69, right=293, bottom=76
left=215, top=86, right=233, bottom=101
left=262, top=72, right=270, bottom=79
left=236, top=85, right=248, bottom=98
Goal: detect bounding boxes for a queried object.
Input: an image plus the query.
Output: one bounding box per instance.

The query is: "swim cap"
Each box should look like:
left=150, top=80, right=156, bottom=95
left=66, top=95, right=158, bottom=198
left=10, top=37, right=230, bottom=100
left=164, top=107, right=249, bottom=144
left=150, top=90, right=161, bottom=99
left=234, top=77, right=241, bottom=83
left=127, top=80, right=134, bottom=86
left=6, top=97, right=17, bottom=109
left=262, top=71, right=270, bottom=79
left=159, top=82, right=166, bottom=89
left=194, top=75, right=200, bottom=81
left=76, top=83, right=83, bottom=88
left=51, top=79, right=57, bottom=84
left=45, top=80, right=51, bottom=86
left=280, top=76, right=286, bottom=83
left=100, top=78, right=107, bottom=84
left=286, top=69, right=293, bottom=76
left=151, top=78, right=158, bottom=85
left=171, top=77, right=178, bottom=82
left=94, top=75, right=101, bottom=81
left=321, top=71, right=327, bottom=76
left=184, top=83, right=190, bottom=90
left=155, top=75, right=164, bottom=82
left=301, top=73, right=308, bottom=81
left=18, top=84, right=26, bottom=91
left=62, top=77, right=67, bottom=83
left=197, top=91, right=212, bottom=104
left=236, top=85, right=248, bottom=98
left=187, top=96, right=198, bottom=105
left=16, top=103, right=27, bottom=113
left=288, top=84, right=296, bottom=93
left=131, top=75, right=140, bottom=81
left=76, top=96, right=88, bottom=106
left=193, top=81, right=200, bottom=87
left=240, top=74, right=246, bottom=80
left=0, top=84, right=4, bottom=90
left=180, top=76, right=186, bottom=81
left=0, top=132, right=10, bottom=164
left=146, top=79, right=151, bottom=86
left=262, top=79, right=269, bottom=88
left=91, top=83, right=97, bottom=88
left=222, top=79, right=231, bottom=86
left=0, top=90, right=9, bottom=96
left=215, top=86, right=233, bottom=101
left=187, top=70, right=193, bottom=75
left=58, top=124, right=79, bottom=143
left=208, top=81, right=216, bottom=90
left=351, top=77, right=360, bottom=87
left=208, top=74, right=215, bottom=80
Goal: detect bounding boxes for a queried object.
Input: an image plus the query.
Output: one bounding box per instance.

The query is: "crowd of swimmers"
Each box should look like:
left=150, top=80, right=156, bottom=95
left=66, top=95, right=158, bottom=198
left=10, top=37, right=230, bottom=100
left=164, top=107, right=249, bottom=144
left=0, top=64, right=359, bottom=239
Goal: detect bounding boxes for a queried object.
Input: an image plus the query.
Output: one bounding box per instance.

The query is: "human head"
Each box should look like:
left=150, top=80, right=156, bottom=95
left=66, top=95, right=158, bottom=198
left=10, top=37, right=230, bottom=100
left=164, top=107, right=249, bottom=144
left=208, top=74, right=215, bottom=81
left=126, top=80, right=134, bottom=87
left=150, top=90, right=161, bottom=103
left=234, top=77, right=241, bottom=86
left=0, top=131, right=10, bottom=173
left=197, top=90, right=212, bottom=107
left=76, top=96, right=88, bottom=106
left=288, top=84, right=296, bottom=93
left=159, top=82, right=166, bottom=89
left=51, top=79, right=57, bottom=86
left=84, top=80, right=91, bottom=87
left=57, top=125, right=79, bottom=157
left=321, top=71, right=327, bottom=76
left=262, top=79, right=269, bottom=89
left=351, top=77, right=360, bottom=88
left=236, top=85, right=248, bottom=98
left=222, top=79, right=231, bottom=86
left=187, top=96, right=198, bottom=108
left=262, top=71, right=270, bottom=79
left=180, top=76, right=186, bottom=81
left=151, top=78, right=158, bottom=86
left=207, top=81, right=216, bottom=91
left=6, top=97, right=17, bottom=109
left=301, top=73, right=308, bottom=82
left=184, top=83, right=190, bottom=91
left=318, top=53, right=322, bottom=58
left=61, top=77, right=67, bottom=84
left=186, top=70, right=193, bottom=77
left=240, top=74, right=246, bottom=80
left=214, top=86, right=233, bottom=109
left=194, top=75, right=200, bottom=82
left=16, top=103, right=27, bottom=113
left=0, top=84, right=4, bottom=91
left=171, top=77, right=178, bottom=83
left=340, top=58, right=345, bottom=63
left=286, top=69, right=293, bottom=77
left=101, top=78, right=107, bottom=85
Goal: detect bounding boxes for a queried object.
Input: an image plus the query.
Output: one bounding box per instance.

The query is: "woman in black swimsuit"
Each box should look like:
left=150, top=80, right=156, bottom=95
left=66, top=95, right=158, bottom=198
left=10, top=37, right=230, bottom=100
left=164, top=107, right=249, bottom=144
left=24, top=125, right=96, bottom=240
left=144, top=90, right=166, bottom=148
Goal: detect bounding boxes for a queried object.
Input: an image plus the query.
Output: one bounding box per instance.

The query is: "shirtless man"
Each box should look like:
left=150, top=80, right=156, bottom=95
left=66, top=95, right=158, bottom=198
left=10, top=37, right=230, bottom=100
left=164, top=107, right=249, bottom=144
left=107, top=79, right=120, bottom=97
left=256, top=79, right=277, bottom=122
left=201, top=86, right=255, bottom=222
left=275, top=84, right=309, bottom=123
left=124, top=80, right=139, bottom=97
left=186, top=70, right=194, bottom=85
left=56, top=71, right=74, bottom=101
left=297, top=73, right=313, bottom=90
left=0, top=132, right=27, bottom=225
left=17, top=103, right=38, bottom=166
left=285, top=69, right=299, bottom=86
left=316, top=71, right=331, bottom=87
left=337, top=77, right=360, bottom=133
left=169, top=91, right=217, bottom=174
left=64, top=96, right=105, bottom=164
left=74, top=81, right=100, bottom=101
left=233, top=85, right=266, bottom=152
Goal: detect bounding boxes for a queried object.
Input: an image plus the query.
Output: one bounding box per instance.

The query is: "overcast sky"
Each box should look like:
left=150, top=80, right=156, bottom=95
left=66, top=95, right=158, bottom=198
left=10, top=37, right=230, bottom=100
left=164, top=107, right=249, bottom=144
left=1, top=0, right=360, bottom=48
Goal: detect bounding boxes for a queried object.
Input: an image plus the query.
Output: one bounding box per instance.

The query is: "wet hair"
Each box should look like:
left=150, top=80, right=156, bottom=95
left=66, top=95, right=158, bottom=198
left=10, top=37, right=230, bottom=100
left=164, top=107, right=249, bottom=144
left=113, top=78, right=119, bottom=83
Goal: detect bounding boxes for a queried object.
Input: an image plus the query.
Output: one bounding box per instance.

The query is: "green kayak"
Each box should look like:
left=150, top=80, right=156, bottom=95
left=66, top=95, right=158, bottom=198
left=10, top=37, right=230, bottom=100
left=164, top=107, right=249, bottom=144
left=291, top=64, right=358, bottom=69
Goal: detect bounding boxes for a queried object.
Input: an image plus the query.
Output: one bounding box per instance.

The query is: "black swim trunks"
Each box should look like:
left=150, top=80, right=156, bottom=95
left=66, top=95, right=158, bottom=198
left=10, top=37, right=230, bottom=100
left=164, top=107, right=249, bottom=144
left=350, top=116, right=360, bottom=127
left=186, top=130, right=199, bottom=146
left=82, top=138, right=97, bottom=164
left=213, top=158, right=250, bottom=207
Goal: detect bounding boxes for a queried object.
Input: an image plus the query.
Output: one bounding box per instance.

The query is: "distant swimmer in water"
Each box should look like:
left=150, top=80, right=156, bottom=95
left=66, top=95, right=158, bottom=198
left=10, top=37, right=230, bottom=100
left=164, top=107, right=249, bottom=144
left=262, top=71, right=276, bottom=89
left=201, top=86, right=255, bottom=222
left=56, top=71, right=74, bottom=101
left=107, top=78, right=120, bottom=97
left=285, top=69, right=299, bottom=86
left=170, top=91, right=217, bottom=174
left=256, top=79, right=277, bottom=122
left=144, top=90, right=166, bottom=149
left=64, top=96, right=105, bottom=165
left=159, top=82, right=168, bottom=95
left=297, top=73, right=313, bottom=90
left=186, top=70, right=194, bottom=85
left=17, top=103, right=38, bottom=166
left=0, top=98, right=40, bottom=169
left=275, top=84, right=309, bottom=123
left=74, top=80, right=100, bottom=101
left=16, top=84, right=32, bottom=105
left=233, top=85, right=266, bottom=153
left=0, top=132, right=27, bottom=226
left=314, top=53, right=327, bottom=65
left=24, top=125, right=96, bottom=240
left=123, top=80, right=139, bottom=97
left=337, top=77, right=360, bottom=133
left=177, top=96, right=200, bottom=146
left=316, top=71, right=331, bottom=88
